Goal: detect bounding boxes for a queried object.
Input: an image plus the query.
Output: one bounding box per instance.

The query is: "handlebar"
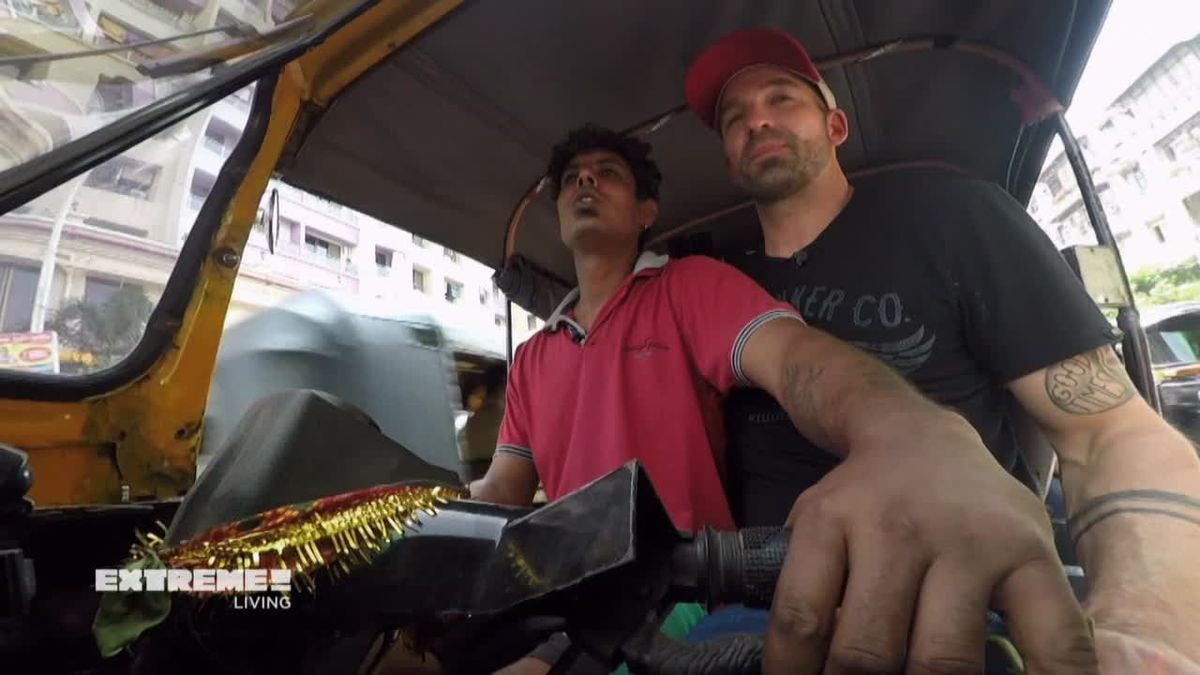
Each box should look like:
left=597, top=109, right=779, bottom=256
left=673, top=526, right=790, bottom=609
left=631, top=527, right=1021, bottom=675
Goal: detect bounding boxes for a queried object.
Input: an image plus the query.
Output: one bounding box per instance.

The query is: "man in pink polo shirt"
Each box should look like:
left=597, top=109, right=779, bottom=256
left=472, top=125, right=1095, bottom=673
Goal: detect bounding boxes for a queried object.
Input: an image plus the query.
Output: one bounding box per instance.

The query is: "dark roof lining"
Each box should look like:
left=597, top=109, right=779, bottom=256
left=278, top=0, right=1111, bottom=282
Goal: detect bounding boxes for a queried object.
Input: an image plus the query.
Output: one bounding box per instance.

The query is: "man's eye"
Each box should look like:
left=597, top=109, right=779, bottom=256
left=600, top=167, right=618, bottom=178
left=561, top=171, right=577, bottom=185
left=721, top=112, right=743, bottom=132
left=769, top=93, right=793, bottom=105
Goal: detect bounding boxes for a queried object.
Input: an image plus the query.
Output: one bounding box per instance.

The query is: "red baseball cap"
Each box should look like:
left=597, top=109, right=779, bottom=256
left=685, top=27, right=837, bottom=129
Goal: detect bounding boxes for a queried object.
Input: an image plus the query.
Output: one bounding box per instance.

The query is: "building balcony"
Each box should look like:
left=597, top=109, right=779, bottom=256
left=194, top=144, right=225, bottom=179
left=217, top=0, right=270, bottom=28
left=120, top=0, right=206, bottom=27
left=242, top=244, right=360, bottom=293
left=212, top=95, right=251, bottom=132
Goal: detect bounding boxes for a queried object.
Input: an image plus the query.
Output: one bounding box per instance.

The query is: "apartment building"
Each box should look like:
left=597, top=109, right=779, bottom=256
left=1030, top=33, right=1200, bottom=272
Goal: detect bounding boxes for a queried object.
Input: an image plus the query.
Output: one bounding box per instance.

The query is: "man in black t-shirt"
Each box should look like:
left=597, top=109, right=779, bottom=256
left=685, top=27, right=1200, bottom=671
left=717, top=168, right=1122, bottom=526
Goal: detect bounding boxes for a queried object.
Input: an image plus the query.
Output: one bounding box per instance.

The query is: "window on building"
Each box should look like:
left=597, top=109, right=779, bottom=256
left=0, top=37, right=50, bottom=82
left=0, top=261, right=38, bottom=333
left=412, top=267, right=429, bottom=294
left=375, top=248, right=393, bottom=276
left=203, top=129, right=228, bottom=156
left=96, top=13, right=174, bottom=64
left=526, top=314, right=538, bottom=330
left=304, top=233, right=343, bottom=265
left=412, top=234, right=428, bottom=248
left=444, top=279, right=463, bottom=304
left=1148, top=218, right=1167, bottom=244
left=83, top=276, right=142, bottom=307
left=1045, top=172, right=1063, bottom=197
left=1125, top=165, right=1149, bottom=192
left=87, top=74, right=135, bottom=113
left=479, top=288, right=490, bottom=305
left=1161, top=122, right=1200, bottom=166
left=189, top=170, right=215, bottom=212
left=85, top=157, right=161, bottom=200
left=1183, top=191, right=1200, bottom=226
left=494, top=314, right=506, bottom=327
left=443, top=247, right=459, bottom=263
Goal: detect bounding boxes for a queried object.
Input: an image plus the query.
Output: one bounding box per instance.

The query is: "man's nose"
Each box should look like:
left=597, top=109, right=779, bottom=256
left=744, top=103, right=774, bottom=133
left=575, top=169, right=598, bottom=187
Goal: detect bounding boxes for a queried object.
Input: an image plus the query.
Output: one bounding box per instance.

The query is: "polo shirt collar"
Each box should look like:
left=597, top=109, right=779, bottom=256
left=545, top=251, right=669, bottom=333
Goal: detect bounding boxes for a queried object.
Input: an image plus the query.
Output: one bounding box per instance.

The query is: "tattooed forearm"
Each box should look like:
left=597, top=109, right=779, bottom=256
left=1069, top=489, right=1200, bottom=546
left=779, top=349, right=917, bottom=451
left=1045, top=348, right=1135, bottom=415
left=782, top=362, right=826, bottom=425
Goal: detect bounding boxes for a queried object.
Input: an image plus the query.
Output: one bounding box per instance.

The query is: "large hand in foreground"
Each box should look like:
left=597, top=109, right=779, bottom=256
left=763, top=414, right=1098, bottom=674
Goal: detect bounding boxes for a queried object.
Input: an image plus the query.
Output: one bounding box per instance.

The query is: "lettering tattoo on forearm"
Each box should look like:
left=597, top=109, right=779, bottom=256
left=1069, top=489, right=1200, bottom=546
left=1045, top=349, right=1135, bottom=415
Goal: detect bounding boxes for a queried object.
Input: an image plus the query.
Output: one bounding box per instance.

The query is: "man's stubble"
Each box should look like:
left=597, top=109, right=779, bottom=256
left=736, top=131, right=832, bottom=204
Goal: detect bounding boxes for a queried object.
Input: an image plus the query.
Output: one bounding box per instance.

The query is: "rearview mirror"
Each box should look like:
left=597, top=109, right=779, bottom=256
left=266, top=187, right=280, bottom=254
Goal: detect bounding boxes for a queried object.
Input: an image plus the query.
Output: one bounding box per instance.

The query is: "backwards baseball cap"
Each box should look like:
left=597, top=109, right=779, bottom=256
left=685, top=27, right=837, bottom=129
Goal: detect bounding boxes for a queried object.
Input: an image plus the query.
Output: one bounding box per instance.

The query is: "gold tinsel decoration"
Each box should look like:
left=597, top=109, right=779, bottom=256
left=131, top=483, right=466, bottom=593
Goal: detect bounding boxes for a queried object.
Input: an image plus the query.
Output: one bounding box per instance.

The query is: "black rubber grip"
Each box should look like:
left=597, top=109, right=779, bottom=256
left=690, top=526, right=791, bottom=609
left=737, top=527, right=789, bottom=609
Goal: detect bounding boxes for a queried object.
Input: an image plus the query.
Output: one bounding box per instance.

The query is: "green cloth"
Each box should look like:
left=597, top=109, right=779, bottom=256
left=92, top=555, right=171, bottom=657
left=610, top=603, right=707, bottom=675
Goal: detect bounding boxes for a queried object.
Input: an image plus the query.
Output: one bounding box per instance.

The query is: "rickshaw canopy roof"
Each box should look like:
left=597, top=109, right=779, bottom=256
left=276, top=0, right=1110, bottom=283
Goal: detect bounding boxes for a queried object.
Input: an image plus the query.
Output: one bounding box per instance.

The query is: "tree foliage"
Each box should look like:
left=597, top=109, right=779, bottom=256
left=1130, top=256, right=1200, bottom=307
left=50, top=286, right=153, bottom=371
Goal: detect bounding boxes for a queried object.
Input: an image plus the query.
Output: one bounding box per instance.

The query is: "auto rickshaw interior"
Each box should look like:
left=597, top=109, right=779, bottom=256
left=0, top=0, right=1156, bottom=672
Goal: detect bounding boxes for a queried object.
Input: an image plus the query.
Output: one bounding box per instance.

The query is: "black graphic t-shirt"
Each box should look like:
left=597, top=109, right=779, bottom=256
left=721, top=170, right=1120, bottom=526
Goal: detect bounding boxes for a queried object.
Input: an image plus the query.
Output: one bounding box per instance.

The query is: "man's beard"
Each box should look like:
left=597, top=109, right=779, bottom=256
left=735, top=132, right=831, bottom=203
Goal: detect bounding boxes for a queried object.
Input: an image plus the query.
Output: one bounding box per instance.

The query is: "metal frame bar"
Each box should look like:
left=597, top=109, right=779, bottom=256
left=506, top=299, right=515, bottom=365
left=1052, top=112, right=1161, bottom=411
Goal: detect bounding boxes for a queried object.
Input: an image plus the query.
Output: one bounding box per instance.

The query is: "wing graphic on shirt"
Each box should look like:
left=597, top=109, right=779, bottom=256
left=851, top=326, right=936, bottom=374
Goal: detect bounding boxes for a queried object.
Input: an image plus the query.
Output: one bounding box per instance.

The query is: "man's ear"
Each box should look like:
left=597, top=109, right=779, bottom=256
left=828, top=109, right=850, bottom=147
left=638, top=199, right=659, bottom=230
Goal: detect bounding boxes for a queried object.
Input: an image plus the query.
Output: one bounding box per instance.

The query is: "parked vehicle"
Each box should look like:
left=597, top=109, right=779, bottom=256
left=1145, top=301, right=1200, bottom=442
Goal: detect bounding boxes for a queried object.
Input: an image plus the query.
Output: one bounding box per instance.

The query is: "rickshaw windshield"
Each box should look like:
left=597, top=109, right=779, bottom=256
left=0, top=0, right=372, bottom=378
left=0, top=0, right=366, bottom=175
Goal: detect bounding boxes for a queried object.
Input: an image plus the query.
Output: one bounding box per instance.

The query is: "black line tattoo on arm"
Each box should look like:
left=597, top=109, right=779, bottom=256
left=1071, top=507, right=1200, bottom=547
left=1068, top=489, right=1200, bottom=546
left=1045, top=348, right=1135, bottom=415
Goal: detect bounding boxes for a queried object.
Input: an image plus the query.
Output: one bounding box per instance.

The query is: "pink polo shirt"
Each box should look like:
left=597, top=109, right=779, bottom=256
left=496, top=255, right=801, bottom=532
